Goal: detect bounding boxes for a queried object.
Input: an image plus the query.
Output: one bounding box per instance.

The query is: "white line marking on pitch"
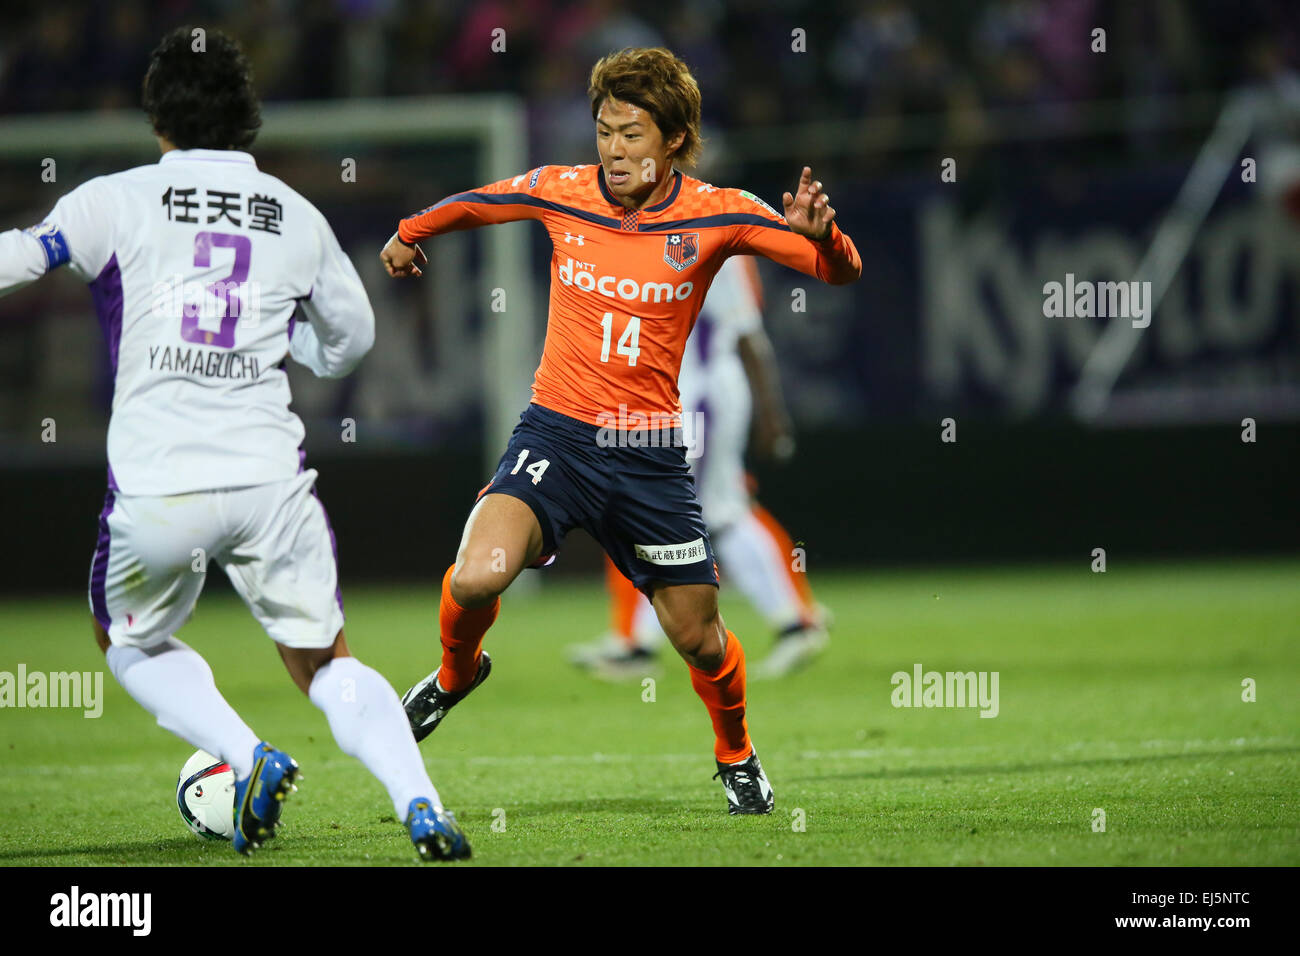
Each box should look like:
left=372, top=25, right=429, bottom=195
left=3, top=735, right=1284, bottom=777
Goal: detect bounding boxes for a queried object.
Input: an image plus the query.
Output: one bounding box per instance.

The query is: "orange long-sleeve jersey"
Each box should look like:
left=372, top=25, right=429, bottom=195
left=398, top=164, right=861, bottom=428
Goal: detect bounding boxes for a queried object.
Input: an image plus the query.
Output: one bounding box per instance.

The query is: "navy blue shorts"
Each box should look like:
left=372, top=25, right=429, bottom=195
left=479, top=403, right=717, bottom=595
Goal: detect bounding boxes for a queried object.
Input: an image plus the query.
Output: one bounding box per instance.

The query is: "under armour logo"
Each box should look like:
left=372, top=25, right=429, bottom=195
left=564, top=233, right=585, bottom=245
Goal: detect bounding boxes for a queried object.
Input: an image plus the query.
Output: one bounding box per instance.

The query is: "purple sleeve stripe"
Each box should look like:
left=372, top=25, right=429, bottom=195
left=311, top=486, right=345, bottom=615
left=89, top=490, right=116, bottom=630
left=88, top=254, right=123, bottom=377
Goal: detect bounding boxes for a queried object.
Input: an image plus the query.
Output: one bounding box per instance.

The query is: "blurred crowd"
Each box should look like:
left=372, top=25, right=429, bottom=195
left=1, top=0, right=1298, bottom=173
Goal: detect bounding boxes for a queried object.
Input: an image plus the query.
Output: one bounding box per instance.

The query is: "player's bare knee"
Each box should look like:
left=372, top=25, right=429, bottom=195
left=449, top=561, right=505, bottom=608
left=669, top=620, right=724, bottom=671
left=692, top=648, right=725, bottom=671
left=692, top=628, right=726, bottom=671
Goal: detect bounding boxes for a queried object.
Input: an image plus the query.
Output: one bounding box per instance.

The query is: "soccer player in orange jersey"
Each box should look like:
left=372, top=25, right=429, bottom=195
left=572, top=255, right=832, bottom=680
left=380, top=47, right=860, bottom=815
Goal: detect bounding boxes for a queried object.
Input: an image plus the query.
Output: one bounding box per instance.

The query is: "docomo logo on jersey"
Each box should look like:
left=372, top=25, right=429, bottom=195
left=150, top=274, right=264, bottom=328
left=595, top=403, right=706, bottom=460
left=559, top=257, right=694, bottom=303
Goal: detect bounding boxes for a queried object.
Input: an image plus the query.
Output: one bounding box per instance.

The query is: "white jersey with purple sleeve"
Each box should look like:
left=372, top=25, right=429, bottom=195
left=0, top=148, right=374, bottom=495
left=680, top=254, right=764, bottom=387
left=678, top=255, right=765, bottom=530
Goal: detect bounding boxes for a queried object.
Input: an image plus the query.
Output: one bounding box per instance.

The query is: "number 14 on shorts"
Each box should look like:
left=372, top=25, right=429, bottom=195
left=510, top=449, right=550, bottom=485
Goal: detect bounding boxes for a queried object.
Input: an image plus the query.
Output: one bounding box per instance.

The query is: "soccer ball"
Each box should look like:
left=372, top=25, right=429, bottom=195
left=176, top=749, right=236, bottom=841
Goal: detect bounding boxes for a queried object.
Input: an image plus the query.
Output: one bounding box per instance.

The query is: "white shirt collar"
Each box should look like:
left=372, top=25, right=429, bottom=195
left=159, top=149, right=257, bottom=168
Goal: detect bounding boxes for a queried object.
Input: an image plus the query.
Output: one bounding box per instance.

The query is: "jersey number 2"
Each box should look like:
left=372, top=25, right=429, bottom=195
left=600, top=312, right=640, bottom=366
left=180, top=231, right=251, bottom=349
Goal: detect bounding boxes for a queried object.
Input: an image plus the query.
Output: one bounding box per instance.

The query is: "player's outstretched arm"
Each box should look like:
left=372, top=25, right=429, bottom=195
left=0, top=227, right=55, bottom=297
left=1, top=181, right=114, bottom=297
left=730, top=167, right=862, bottom=285
left=381, top=167, right=561, bottom=280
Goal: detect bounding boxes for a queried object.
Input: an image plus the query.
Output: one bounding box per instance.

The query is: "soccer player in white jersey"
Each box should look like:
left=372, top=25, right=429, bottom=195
left=0, top=28, right=468, bottom=861
left=570, top=255, right=830, bottom=679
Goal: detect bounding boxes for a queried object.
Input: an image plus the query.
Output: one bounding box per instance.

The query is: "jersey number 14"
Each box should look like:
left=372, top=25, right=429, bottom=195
left=599, top=312, right=640, bottom=366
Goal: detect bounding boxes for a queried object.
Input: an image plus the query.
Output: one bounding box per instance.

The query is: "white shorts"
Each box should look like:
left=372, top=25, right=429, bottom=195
left=88, top=469, right=344, bottom=649
left=679, top=353, right=752, bottom=531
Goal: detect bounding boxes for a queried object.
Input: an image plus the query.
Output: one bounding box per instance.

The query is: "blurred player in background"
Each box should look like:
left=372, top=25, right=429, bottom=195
left=0, top=28, right=468, bottom=861
left=569, top=254, right=830, bottom=681
left=382, top=47, right=860, bottom=815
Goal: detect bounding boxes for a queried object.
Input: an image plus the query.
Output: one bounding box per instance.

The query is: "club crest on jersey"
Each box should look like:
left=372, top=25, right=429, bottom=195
left=663, top=233, right=699, bottom=272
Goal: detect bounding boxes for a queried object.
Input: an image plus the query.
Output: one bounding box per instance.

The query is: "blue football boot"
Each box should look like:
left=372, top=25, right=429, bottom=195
left=405, top=797, right=472, bottom=862
left=232, top=741, right=300, bottom=855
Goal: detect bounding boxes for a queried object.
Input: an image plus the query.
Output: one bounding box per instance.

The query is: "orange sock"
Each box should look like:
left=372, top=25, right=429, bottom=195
left=689, top=630, right=752, bottom=763
left=438, top=564, right=499, bottom=692
left=751, top=502, right=817, bottom=623
left=605, top=555, right=641, bottom=649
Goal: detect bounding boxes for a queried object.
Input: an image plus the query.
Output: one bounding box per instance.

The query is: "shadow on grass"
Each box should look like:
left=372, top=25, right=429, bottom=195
left=0, top=836, right=236, bottom=865
left=0, top=838, right=395, bottom=866
left=786, top=745, right=1300, bottom=783
left=505, top=797, right=701, bottom=817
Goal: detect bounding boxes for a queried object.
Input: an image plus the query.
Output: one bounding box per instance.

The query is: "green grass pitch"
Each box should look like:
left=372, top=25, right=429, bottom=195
left=1, top=558, right=1297, bottom=866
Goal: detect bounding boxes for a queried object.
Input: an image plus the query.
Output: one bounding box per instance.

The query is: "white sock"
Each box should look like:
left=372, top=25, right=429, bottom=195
left=308, top=657, right=440, bottom=817
left=713, top=511, right=806, bottom=631
left=632, top=594, right=665, bottom=648
left=107, top=638, right=261, bottom=778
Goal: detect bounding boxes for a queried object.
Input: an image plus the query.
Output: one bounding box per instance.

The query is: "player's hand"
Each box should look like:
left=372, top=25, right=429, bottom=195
left=380, top=232, right=427, bottom=278
left=782, top=166, right=836, bottom=242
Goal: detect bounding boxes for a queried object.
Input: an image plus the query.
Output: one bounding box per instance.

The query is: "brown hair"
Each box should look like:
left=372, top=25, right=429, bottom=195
left=588, top=48, right=703, bottom=168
